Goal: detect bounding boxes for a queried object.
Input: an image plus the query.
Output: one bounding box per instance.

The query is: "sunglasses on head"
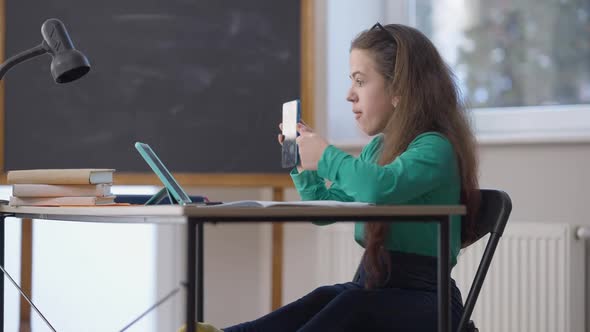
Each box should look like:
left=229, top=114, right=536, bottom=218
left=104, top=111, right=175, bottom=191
left=370, top=22, right=397, bottom=44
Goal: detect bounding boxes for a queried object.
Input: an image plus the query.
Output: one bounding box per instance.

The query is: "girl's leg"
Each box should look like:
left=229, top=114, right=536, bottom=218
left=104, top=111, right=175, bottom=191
left=297, top=287, right=463, bottom=332
left=223, top=282, right=362, bottom=332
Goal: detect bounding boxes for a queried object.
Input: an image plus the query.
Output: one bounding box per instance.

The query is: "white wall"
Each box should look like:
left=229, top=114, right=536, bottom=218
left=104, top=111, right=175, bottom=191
left=479, top=143, right=590, bottom=224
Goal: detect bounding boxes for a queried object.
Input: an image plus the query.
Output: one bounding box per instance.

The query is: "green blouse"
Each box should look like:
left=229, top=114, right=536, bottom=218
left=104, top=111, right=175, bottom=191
left=290, top=132, right=462, bottom=266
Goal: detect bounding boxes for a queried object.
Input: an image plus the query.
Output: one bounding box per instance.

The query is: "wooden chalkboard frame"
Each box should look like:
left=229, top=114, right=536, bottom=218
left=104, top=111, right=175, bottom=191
left=0, top=0, right=315, bottom=188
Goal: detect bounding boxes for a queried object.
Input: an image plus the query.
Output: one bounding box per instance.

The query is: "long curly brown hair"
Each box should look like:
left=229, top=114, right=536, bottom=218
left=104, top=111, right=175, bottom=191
left=351, top=24, right=480, bottom=289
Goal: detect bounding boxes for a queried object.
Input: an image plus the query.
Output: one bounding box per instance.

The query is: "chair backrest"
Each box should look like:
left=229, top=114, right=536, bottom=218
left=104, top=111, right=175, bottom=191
left=457, top=189, right=512, bottom=332
left=461, top=189, right=512, bottom=247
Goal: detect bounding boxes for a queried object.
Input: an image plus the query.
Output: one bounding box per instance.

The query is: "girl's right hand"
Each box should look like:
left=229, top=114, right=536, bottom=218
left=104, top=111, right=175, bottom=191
left=277, top=121, right=313, bottom=146
left=278, top=121, right=313, bottom=173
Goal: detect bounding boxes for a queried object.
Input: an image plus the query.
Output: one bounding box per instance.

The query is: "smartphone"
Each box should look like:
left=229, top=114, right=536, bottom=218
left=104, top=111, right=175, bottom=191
left=281, top=99, right=301, bottom=168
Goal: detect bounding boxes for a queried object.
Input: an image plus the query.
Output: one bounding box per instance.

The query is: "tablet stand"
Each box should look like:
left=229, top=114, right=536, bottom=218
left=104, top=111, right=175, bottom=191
left=145, top=187, right=180, bottom=205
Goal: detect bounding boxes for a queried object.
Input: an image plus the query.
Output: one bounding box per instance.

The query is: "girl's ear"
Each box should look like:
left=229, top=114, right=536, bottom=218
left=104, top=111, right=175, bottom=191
left=391, top=96, right=400, bottom=109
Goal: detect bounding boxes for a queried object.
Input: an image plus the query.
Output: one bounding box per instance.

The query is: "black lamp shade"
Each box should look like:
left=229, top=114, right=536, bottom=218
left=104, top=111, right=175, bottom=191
left=51, top=49, right=90, bottom=83
left=0, top=18, right=90, bottom=85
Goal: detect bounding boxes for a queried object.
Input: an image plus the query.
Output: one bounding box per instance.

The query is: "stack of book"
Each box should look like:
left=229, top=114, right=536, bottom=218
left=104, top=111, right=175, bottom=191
left=7, top=169, right=116, bottom=206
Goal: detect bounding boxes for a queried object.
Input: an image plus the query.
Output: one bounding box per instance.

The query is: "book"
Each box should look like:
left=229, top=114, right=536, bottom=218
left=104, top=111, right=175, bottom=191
left=207, top=200, right=373, bottom=208
left=12, top=184, right=112, bottom=197
left=9, top=195, right=116, bottom=206
left=7, top=169, right=115, bottom=185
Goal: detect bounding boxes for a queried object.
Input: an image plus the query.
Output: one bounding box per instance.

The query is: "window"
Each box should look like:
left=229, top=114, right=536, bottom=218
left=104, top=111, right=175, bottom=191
left=408, top=0, right=590, bottom=142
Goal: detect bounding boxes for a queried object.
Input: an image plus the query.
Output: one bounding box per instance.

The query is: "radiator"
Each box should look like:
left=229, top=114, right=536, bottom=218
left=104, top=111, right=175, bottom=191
left=315, top=222, right=586, bottom=332
left=453, top=222, right=586, bottom=332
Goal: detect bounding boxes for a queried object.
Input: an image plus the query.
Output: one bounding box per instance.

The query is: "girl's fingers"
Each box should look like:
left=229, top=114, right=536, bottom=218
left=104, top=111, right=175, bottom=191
left=297, top=123, right=312, bottom=133
left=299, top=120, right=314, bottom=130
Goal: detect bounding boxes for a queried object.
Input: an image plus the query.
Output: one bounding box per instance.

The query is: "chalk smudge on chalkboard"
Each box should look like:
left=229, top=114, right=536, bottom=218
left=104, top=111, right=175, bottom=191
left=121, top=65, right=169, bottom=80
left=180, top=66, right=216, bottom=91
left=168, top=105, right=186, bottom=116
left=81, top=132, right=115, bottom=144
left=228, top=11, right=242, bottom=36
left=112, top=14, right=177, bottom=22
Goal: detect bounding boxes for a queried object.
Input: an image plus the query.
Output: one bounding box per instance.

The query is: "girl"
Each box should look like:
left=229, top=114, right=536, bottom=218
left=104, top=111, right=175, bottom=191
left=184, top=22, right=479, bottom=332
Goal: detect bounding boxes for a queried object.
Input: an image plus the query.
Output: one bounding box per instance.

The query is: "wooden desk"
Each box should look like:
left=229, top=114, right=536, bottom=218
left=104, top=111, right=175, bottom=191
left=0, top=204, right=465, bottom=332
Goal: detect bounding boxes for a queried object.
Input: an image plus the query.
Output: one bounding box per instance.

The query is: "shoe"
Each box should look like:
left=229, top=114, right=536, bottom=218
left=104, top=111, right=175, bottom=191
left=177, top=322, right=223, bottom=332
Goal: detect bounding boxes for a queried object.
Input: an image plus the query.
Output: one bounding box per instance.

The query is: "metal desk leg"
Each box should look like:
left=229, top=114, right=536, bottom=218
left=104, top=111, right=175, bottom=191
left=438, top=217, right=451, bottom=332
left=1, top=216, right=4, bottom=332
left=186, top=219, right=204, bottom=332
left=197, top=222, right=204, bottom=322
left=187, top=220, right=196, bottom=332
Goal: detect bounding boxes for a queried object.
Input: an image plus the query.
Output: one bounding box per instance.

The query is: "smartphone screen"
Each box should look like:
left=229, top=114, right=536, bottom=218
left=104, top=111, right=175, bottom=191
left=281, top=99, right=300, bottom=168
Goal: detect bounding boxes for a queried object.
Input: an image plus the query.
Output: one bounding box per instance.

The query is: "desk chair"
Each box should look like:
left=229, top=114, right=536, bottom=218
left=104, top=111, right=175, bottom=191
left=352, top=189, right=512, bottom=332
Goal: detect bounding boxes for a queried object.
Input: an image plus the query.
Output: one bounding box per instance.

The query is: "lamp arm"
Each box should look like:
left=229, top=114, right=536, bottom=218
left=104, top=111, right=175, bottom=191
left=0, top=43, right=49, bottom=81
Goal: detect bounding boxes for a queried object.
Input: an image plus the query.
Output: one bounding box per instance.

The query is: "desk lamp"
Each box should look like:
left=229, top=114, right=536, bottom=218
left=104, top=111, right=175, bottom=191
left=0, top=18, right=90, bottom=332
left=0, top=18, right=90, bottom=82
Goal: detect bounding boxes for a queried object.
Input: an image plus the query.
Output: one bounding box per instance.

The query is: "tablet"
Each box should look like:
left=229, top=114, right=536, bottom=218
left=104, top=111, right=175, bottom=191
left=134, top=142, right=192, bottom=205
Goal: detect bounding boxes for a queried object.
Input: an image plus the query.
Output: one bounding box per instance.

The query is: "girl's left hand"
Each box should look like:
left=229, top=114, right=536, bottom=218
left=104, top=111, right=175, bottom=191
left=296, top=123, right=329, bottom=171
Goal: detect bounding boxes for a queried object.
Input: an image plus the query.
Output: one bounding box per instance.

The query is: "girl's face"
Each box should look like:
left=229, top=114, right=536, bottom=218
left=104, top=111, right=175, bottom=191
left=346, top=49, right=395, bottom=136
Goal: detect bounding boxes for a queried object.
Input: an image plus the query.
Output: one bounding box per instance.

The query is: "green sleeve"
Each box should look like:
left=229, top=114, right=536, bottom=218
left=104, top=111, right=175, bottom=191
left=290, top=137, right=378, bottom=202
left=290, top=168, right=354, bottom=202
left=290, top=140, right=379, bottom=225
left=316, top=133, right=456, bottom=205
left=290, top=168, right=353, bottom=226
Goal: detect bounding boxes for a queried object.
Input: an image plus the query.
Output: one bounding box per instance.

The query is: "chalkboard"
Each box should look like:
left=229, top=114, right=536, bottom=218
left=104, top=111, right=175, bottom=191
left=4, top=0, right=300, bottom=174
